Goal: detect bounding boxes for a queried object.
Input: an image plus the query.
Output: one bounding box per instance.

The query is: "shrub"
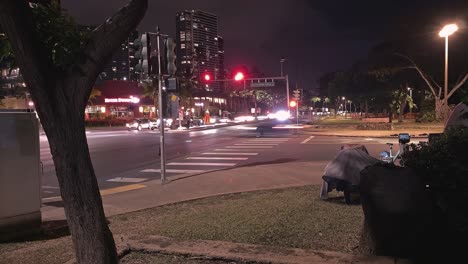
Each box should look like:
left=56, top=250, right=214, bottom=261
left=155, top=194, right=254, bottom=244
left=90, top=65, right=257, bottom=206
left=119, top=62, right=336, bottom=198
left=402, top=127, right=468, bottom=237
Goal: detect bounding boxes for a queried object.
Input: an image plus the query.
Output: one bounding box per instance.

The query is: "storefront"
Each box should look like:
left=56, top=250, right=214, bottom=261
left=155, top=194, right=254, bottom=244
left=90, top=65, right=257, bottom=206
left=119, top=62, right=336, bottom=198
left=86, top=80, right=155, bottom=120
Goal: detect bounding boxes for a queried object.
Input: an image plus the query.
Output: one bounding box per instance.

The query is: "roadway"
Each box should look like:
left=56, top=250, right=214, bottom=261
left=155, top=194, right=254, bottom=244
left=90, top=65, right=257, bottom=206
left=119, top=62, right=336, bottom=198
left=40, top=123, right=397, bottom=199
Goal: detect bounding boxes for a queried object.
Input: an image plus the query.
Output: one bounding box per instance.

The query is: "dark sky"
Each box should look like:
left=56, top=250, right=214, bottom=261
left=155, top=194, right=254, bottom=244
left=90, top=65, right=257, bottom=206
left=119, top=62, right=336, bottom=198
left=61, top=0, right=467, bottom=91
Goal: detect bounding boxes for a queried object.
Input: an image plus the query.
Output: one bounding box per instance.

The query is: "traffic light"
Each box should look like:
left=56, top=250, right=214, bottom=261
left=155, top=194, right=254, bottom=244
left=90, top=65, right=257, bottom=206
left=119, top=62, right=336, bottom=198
left=234, top=72, right=245, bottom=81
left=289, top=101, right=297, bottom=108
left=134, top=33, right=151, bottom=75
left=165, top=37, right=177, bottom=76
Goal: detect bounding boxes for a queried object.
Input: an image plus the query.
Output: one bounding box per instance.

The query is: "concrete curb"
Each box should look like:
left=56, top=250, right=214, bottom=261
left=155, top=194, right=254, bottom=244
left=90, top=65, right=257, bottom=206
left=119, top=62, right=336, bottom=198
left=301, top=132, right=430, bottom=139
left=116, top=235, right=407, bottom=264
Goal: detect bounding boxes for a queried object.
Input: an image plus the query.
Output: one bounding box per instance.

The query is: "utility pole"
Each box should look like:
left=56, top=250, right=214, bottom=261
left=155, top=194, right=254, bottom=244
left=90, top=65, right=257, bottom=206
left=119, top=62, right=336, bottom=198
left=156, top=27, right=166, bottom=183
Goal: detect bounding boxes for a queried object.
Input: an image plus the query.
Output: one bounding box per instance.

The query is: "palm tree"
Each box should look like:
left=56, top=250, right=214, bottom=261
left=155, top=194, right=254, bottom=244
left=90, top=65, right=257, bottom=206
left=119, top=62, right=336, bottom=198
left=323, top=97, right=330, bottom=108
left=311, top=96, right=321, bottom=109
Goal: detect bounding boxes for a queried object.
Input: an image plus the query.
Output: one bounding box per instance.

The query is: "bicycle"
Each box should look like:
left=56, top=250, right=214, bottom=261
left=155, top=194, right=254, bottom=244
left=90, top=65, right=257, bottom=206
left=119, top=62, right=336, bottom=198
left=379, top=133, right=411, bottom=164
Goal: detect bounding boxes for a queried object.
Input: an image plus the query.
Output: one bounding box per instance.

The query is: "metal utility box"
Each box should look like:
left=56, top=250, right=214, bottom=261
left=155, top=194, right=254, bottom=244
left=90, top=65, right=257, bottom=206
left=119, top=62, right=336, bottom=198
left=0, top=109, right=41, bottom=238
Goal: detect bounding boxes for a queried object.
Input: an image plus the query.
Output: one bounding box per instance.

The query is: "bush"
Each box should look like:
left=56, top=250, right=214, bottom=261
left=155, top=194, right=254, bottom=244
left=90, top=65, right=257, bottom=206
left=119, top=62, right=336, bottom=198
left=402, top=127, right=468, bottom=239
left=356, top=123, right=393, bottom=130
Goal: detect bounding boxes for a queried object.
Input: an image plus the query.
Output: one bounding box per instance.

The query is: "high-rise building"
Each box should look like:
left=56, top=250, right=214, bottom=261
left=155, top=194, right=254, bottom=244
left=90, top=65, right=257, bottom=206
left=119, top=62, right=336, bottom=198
left=78, top=26, right=139, bottom=82
left=102, top=30, right=139, bottom=81
left=176, top=10, right=224, bottom=93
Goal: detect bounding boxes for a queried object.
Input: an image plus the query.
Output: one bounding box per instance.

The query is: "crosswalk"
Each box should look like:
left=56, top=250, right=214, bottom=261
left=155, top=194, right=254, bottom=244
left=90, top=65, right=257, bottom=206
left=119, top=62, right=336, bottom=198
left=106, top=137, right=292, bottom=182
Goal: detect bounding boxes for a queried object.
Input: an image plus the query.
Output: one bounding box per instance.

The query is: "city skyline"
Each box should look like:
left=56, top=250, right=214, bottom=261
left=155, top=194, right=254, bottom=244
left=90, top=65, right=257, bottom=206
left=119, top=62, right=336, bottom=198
left=61, top=0, right=468, bottom=91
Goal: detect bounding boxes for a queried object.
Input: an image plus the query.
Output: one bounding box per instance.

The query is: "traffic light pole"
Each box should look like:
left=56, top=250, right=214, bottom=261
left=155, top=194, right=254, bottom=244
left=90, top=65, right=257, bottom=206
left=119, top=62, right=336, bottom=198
left=156, top=28, right=166, bottom=183
left=286, top=75, right=290, bottom=113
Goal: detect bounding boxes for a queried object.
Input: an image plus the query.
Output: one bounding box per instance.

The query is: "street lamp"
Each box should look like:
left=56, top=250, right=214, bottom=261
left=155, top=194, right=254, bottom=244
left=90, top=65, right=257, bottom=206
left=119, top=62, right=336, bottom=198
left=280, top=57, right=286, bottom=77
left=439, top=23, right=458, bottom=114
left=342, top=97, right=346, bottom=115
left=407, top=87, right=413, bottom=113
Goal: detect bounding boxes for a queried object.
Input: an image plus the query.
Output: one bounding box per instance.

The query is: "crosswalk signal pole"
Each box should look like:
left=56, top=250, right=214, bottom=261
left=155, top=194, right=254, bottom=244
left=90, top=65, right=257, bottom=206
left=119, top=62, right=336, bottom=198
left=156, top=27, right=166, bottom=183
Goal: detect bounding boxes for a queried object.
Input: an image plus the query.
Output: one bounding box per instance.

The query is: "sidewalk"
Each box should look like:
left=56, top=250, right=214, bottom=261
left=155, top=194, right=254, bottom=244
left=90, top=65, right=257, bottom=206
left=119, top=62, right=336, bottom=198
left=40, top=161, right=403, bottom=263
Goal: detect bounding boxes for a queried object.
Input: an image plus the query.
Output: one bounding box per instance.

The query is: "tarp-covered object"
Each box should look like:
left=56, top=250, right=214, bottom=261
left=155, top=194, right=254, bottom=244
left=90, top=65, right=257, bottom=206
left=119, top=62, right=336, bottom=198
left=323, top=146, right=382, bottom=186
left=445, top=103, right=468, bottom=131
left=320, top=145, right=382, bottom=200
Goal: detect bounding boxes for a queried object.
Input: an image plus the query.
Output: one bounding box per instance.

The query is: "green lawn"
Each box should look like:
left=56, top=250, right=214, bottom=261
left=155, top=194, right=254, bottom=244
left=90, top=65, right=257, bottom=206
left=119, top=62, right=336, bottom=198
left=0, top=186, right=363, bottom=264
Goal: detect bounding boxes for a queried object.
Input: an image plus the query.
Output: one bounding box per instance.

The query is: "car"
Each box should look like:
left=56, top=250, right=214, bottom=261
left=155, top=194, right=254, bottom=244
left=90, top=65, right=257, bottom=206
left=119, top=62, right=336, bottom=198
left=191, top=117, right=204, bottom=126
left=150, top=118, right=173, bottom=130
left=126, top=118, right=152, bottom=131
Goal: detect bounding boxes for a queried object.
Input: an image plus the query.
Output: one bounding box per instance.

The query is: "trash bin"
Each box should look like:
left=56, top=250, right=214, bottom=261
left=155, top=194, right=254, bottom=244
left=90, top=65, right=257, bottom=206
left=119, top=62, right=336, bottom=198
left=0, top=109, right=41, bottom=240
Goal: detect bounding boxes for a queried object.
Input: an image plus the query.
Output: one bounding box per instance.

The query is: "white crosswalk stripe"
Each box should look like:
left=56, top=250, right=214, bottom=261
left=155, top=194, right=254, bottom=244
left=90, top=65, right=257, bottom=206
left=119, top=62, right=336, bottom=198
left=225, top=146, right=273, bottom=149
left=167, top=162, right=236, bottom=166
left=187, top=157, right=248, bottom=160
left=214, top=149, right=266, bottom=151
left=141, top=169, right=206, bottom=174
left=107, top=177, right=148, bottom=183
left=235, top=143, right=279, bottom=146
left=202, top=152, right=258, bottom=155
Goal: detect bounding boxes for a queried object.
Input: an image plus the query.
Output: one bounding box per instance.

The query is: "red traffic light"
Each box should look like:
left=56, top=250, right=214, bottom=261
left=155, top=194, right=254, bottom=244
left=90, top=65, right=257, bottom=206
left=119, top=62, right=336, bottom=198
left=289, top=101, right=297, bottom=108
left=204, top=74, right=211, bottom=81
left=234, top=72, right=245, bottom=81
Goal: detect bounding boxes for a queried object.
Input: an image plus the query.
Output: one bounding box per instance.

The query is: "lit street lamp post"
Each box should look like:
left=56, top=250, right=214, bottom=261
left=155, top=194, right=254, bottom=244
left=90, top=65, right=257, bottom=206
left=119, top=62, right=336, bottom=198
left=342, top=97, right=346, bottom=116
left=439, top=23, right=458, bottom=115
left=407, top=87, right=413, bottom=113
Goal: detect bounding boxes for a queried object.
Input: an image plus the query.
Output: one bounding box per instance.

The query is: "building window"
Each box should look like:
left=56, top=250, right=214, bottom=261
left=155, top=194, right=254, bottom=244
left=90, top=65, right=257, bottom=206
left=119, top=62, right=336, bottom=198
left=180, top=16, right=185, bottom=21
left=181, top=44, right=186, bottom=49
left=181, top=61, right=187, bottom=64
left=180, top=32, right=185, bottom=41
left=112, top=67, right=117, bottom=72
left=193, top=23, right=198, bottom=29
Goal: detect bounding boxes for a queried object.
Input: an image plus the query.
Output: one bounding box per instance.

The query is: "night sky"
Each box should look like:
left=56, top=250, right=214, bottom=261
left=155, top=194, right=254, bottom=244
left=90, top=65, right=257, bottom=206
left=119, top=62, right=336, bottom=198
left=61, top=0, right=467, bottom=91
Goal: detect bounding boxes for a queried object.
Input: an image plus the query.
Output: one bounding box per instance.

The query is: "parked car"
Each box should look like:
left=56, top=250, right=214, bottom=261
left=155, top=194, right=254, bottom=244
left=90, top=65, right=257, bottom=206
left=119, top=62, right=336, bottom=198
left=191, top=117, right=204, bottom=126
left=126, top=118, right=152, bottom=131
left=150, top=118, right=174, bottom=130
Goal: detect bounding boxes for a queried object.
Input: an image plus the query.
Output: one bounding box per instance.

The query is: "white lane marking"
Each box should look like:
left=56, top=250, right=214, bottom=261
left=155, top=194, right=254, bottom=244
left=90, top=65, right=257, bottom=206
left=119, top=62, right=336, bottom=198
left=301, top=136, right=315, bottom=144
left=235, top=143, right=278, bottom=146
left=202, top=152, right=258, bottom=156
left=187, top=157, right=248, bottom=160
left=107, top=177, right=148, bottom=183
left=225, top=146, right=273, bottom=149
left=141, top=169, right=206, bottom=174
left=167, top=162, right=236, bottom=166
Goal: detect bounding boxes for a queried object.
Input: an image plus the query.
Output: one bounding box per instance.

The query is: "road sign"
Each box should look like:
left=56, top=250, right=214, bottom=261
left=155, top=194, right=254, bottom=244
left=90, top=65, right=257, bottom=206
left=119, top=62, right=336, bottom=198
left=250, top=79, right=275, bottom=88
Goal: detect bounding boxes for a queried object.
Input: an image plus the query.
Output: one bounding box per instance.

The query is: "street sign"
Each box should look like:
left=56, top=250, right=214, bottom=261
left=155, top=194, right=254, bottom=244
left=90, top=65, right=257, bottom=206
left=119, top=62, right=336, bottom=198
left=250, top=79, right=275, bottom=88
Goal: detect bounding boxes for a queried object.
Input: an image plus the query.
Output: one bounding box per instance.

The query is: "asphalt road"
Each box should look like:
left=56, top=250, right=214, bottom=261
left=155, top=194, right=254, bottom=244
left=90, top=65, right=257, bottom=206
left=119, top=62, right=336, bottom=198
left=40, top=123, right=398, bottom=199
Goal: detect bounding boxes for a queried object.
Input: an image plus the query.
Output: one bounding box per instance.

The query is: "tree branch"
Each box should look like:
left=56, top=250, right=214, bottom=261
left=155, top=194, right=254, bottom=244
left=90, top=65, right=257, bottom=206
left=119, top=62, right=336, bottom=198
left=394, top=53, right=438, bottom=98
left=75, top=0, right=148, bottom=108
left=448, top=73, right=468, bottom=99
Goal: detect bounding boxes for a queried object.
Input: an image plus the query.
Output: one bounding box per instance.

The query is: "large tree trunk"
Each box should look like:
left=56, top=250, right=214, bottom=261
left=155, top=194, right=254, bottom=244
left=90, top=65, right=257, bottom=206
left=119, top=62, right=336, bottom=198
left=46, top=108, right=117, bottom=263
left=0, top=1, right=148, bottom=263
left=435, top=98, right=449, bottom=121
